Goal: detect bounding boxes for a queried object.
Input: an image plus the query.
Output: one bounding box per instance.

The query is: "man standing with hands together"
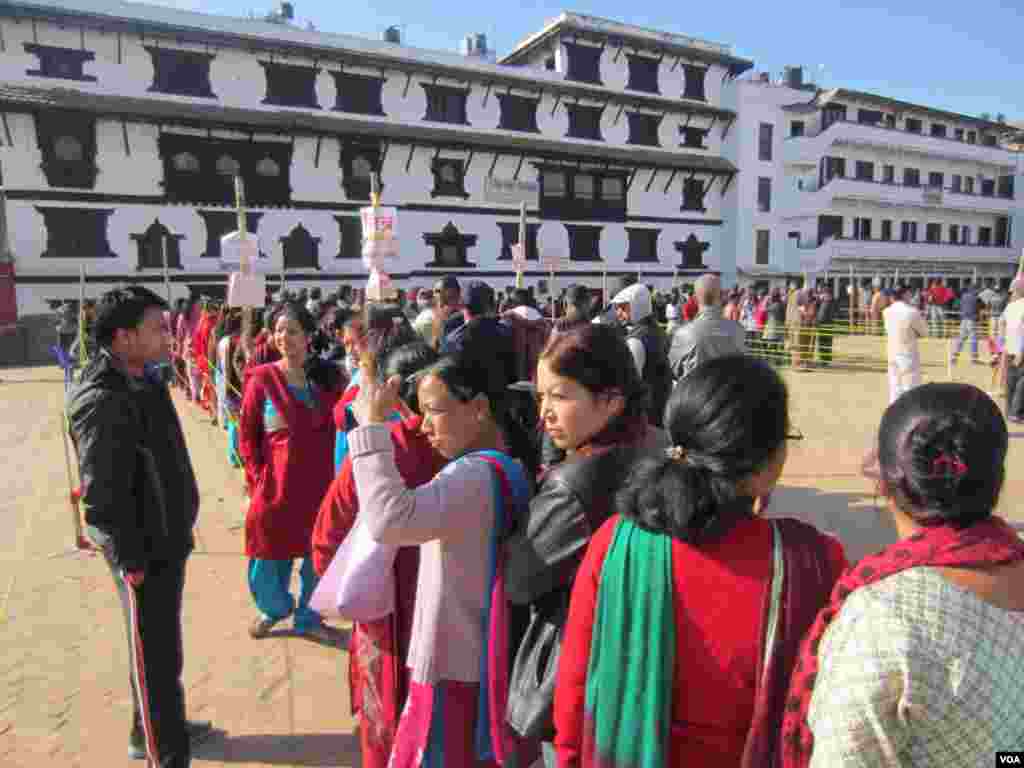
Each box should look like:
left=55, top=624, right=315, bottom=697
left=67, top=286, right=213, bottom=767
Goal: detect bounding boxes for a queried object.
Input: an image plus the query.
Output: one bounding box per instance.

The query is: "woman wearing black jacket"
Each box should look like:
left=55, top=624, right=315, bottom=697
left=504, top=324, right=668, bottom=765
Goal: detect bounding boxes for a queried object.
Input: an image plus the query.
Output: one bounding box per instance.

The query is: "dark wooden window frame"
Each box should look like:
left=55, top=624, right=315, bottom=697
left=883, top=164, right=895, bottom=184
left=881, top=220, right=893, bottom=241
left=904, top=118, right=923, bottom=134
left=340, top=140, right=383, bottom=201
left=421, top=83, right=470, bottom=125
left=335, top=215, right=362, bottom=259
left=930, top=123, right=947, bottom=138
left=790, top=120, right=805, bottom=138
left=496, top=93, right=540, bottom=133
left=680, top=125, right=709, bottom=149
left=497, top=221, right=540, bottom=260
left=332, top=71, right=386, bottom=116
left=625, top=53, right=660, bottom=94
left=144, top=46, right=216, bottom=98
left=158, top=133, right=292, bottom=206
left=565, top=223, right=602, bottom=262
left=563, top=41, right=603, bottom=85
left=537, top=163, right=627, bottom=222
left=925, top=222, right=942, bottom=244
left=260, top=61, right=320, bottom=109
left=855, top=160, right=875, bottom=182
left=682, top=64, right=707, bottom=102
left=131, top=219, right=184, bottom=270
left=197, top=210, right=264, bottom=259
left=565, top=103, right=604, bottom=141
left=423, top=221, right=477, bottom=268
left=928, top=171, right=944, bottom=189
left=38, top=206, right=116, bottom=259
left=625, top=227, right=660, bottom=262
left=280, top=223, right=322, bottom=270
left=430, top=157, right=470, bottom=199
left=34, top=110, right=98, bottom=189
left=903, top=168, right=920, bottom=188
left=681, top=177, right=707, bottom=212
left=24, top=43, right=96, bottom=82
left=626, top=112, right=662, bottom=147
left=978, top=226, right=992, bottom=246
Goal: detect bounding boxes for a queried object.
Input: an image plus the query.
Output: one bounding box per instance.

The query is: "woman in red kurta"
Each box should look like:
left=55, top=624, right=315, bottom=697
left=553, top=356, right=846, bottom=768
left=239, top=302, right=343, bottom=640
left=312, top=341, right=446, bottom=768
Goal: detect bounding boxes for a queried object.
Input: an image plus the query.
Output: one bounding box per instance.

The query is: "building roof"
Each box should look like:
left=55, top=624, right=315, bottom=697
left=0, top=83, right=737, bottom=175
left=499, top=12, right=754, bottom=76
left=781, top=87, right=1010, bottom=132
left=2, top=1, right=736, bottom=120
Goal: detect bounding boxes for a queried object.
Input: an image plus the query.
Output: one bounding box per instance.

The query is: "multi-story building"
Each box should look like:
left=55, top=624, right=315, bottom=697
left=724, top=67, right=1023, bottom=294
left=0, top=1, right=751, bottom=325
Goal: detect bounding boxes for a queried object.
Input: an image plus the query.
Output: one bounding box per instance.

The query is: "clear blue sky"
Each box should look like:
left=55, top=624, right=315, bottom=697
left=187, top=0, right=1022, bottom=123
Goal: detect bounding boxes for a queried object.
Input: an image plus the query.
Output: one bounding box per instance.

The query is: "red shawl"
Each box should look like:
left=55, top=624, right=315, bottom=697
left=780, top=516, right=1024, bottom=767
left=310, top=416, right=446, bottom=768
left=238, top=363, right=342, bottom=559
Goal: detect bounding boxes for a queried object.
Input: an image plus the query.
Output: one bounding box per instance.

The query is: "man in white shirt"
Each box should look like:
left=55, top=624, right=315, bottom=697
left=1001, top=279, right=1024, bottom=422
left=882, top=284, right=928, bottom=405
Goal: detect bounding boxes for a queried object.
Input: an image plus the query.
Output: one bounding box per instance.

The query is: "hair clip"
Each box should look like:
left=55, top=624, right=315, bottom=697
left=666, top=445, right=688, bottom=463
left=932, top=453, right=968, bottom=478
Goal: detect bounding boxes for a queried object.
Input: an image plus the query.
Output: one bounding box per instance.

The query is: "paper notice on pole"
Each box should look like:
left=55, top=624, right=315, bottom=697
left=228, top=273, right=267, bottom=308
left=360, top=207, right=398, bottom=241
left=220, top=231, right=260, bottom=273
left=541, top=253, right=569, bottom=272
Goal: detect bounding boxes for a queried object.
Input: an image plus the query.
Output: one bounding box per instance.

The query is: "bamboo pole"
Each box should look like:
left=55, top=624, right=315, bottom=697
left=515, top=201, right=526, bottom=290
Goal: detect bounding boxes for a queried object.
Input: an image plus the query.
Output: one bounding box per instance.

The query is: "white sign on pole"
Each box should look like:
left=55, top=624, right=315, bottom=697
left=222, top=230, right=266, bottom=308
left=541, top=253, right=569, bottom=272
left=510, top=244, right=527, bottom=269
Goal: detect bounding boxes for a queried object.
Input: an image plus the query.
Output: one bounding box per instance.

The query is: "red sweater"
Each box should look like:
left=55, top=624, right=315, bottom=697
left=554, top=514, right=846, bottom=767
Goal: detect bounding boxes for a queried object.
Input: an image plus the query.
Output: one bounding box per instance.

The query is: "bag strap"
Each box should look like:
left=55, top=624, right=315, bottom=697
left=761, top=520, right=785, bottom=683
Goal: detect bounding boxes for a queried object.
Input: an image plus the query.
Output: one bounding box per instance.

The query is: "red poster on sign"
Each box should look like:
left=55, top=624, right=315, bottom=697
left=0, top=262, right=17, bottom=332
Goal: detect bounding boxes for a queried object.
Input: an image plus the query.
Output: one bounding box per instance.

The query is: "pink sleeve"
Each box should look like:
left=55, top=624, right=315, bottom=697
left=349, top=425, right=493, bottom=546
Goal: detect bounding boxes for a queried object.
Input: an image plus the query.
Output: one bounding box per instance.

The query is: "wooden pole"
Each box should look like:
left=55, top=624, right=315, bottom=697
left=516, top=201, right=526, bottom=290
left=160, top=233, right=171, bottom=305
left=78, top=264, right=87, bottom=369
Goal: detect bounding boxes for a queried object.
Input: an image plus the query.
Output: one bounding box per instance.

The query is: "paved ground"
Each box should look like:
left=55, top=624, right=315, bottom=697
left=1, top=333, right=1020, bottom=767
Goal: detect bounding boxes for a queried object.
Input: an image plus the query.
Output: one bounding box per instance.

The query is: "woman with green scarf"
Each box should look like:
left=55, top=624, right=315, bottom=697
left=553, top=355, right=847, bottom=768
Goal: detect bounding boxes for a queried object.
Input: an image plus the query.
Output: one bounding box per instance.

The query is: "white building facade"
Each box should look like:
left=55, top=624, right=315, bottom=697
left=724, top=70, right=1023, bottom=293
left=0, top=2, right=751, bottom=317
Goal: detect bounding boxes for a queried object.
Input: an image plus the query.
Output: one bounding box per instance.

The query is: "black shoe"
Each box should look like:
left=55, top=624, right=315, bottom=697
left=129, top=720, right=215, bottom=760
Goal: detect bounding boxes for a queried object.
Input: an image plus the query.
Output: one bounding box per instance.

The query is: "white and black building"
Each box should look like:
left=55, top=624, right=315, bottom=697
left=723, top=69, right=1024, bottom=292
left=0, top=2, right=751, bottom=322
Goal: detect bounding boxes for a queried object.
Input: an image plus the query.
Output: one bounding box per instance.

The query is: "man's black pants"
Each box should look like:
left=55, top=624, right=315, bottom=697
left=104, top=551, right=190, bottom=767
left=1008, top=361, right=1024, bottom=421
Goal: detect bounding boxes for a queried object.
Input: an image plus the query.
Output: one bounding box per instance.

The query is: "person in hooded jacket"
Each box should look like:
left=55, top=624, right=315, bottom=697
left=610, top=283, right=672, bottom=427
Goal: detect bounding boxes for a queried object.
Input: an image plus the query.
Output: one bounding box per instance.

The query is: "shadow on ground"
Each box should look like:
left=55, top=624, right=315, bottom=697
left=194, top=732, right=359, bottom=766
left=768, top=485, right=898, bottom=563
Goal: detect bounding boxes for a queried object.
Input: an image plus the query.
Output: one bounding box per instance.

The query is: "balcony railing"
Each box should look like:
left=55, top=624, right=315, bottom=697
left=782, top=119, right=1015, bottom=168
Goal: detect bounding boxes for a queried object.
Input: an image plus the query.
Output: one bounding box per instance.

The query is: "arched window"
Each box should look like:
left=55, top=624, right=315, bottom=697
left=54, top=135, right=83, bottom=162
left=256, top=157, right=280, bottom=177
left=172, top=152, right=200, bottom=173
left=216, top=155, right=240, bottom=176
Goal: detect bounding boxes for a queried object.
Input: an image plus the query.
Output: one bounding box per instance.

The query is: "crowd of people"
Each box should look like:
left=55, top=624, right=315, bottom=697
left=62, top=272, right=1024, bottom=768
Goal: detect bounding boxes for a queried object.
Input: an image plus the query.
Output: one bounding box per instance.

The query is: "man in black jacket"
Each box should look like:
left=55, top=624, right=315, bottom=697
left=67, top=287, right=212, bottom=767
left=441, top=280, right=518, bottom=392
left=815, top=287, right=838, bottom=367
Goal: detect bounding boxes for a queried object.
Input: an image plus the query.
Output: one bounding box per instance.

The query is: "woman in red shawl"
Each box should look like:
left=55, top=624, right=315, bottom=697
left=239, top=302, right=344, bottom=640
left=312, top=339, right=445, bottom=768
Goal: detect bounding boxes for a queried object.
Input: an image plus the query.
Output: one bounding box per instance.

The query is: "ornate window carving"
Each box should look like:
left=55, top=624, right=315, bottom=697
left=538, top=165, right=627, bottom=222
left=431, top=158, right=470, bottom=199
left=682, top=64, right=707, bottom=102
left=497, top=222, right=540, bottom=260
left=422, top=84, right=469, bottom=125
left=563, top=42, right=602, bottom=85
left=131, top=219, right=184, bottom=270
left=626, top=54, right=659, bottom=94
left=335, top=215, right=363, bottom=259
left=340, top=141, right=383, bottom=200
left=158, top=134, right=292, bottom=206
left=626, top=227, right=660, bottom=262
left=423, top=222, right=477, bottom=268
left=682, top=178, right=706, bottom=212
left=496, top=93, right=540, bottom=133
left=34, top=111, right=97, bottom=189
left=566, top=104, right=604, bottom=141
left=332, top=72, right=386, bottom=116
left=260, top=61, right=320, bottom=108
left=145, top=46, right=216, bottom=98
left=566, top=224, right=602, bottom=262
left=280, top=223, right=321, bottom=270
left=675, top=234, right=710, bottom=269
left=24, top=43, right=96, bottom=82
left=38, top=207, right=115, bottom=259
left=197, top=210, right=264, bottom=259
left=626, top=112, right=662, bottom=147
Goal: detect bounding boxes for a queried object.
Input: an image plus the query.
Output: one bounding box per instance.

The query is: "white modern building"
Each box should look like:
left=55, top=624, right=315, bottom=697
left=723, top=67, right=1023, bottom=293
left=0, top=1, right=751, bottom=321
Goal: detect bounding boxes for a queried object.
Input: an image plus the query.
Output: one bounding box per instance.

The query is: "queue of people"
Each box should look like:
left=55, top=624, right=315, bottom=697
left=65, top=274, right=1024, bottom=768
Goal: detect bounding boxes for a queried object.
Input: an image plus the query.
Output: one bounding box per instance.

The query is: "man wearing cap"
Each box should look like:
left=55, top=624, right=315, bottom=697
left=668, top=274, right=746, bottom=381
left=441, top=280, right=517, bottom=391
left=611, top=282, right=672, bottom=426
